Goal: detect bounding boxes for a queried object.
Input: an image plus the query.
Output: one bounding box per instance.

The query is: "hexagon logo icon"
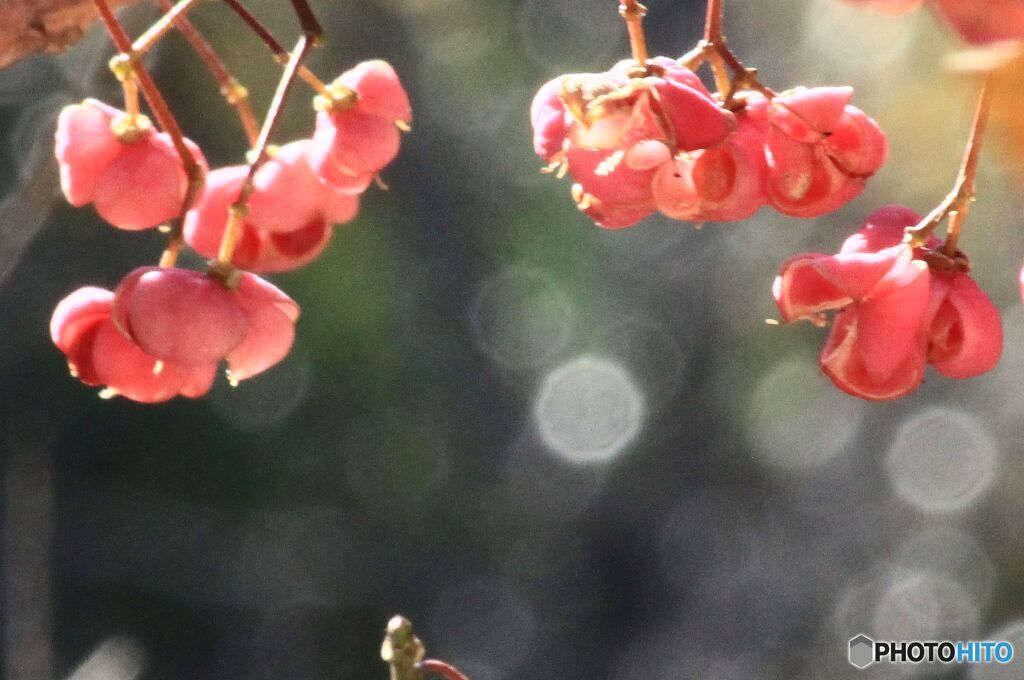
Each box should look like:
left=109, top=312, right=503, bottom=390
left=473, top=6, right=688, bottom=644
left=849, top=634, right=875, bottom=669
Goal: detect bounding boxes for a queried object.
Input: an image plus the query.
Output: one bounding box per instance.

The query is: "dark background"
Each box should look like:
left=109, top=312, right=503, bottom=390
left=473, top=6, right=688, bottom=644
left=2, top=1, right=1024, bottom=678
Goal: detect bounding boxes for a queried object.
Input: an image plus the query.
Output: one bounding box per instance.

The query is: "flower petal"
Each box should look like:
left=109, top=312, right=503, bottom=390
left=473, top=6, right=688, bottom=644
left=927, top=272, right=1003, bottom=378
left=225, top=273, right=299, bottom=382
left=820, top=306, right=927, bottom=401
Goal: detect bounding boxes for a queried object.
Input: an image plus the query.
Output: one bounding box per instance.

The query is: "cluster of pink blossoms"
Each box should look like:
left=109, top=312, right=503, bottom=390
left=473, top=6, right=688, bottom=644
left=51, top=60, right=410, bottom=402
left=773, top=206, right=1002, bottom=400
left=530, top=57, right=886, bottom=228
left=186, top=60, right=412, bottom=272
left=843, top=0, right=1024, bottom=45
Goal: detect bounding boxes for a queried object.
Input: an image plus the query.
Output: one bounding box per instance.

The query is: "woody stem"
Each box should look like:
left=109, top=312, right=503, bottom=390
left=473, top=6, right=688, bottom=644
left=152, top=0, right=260, bottom=146
left=218, top=0, right=333, bottom=97
left=942, top=74, right=992, bottom=257
left=92, top=0, right=203, bottom=268
left=216, top=33, right=311, bottom=267
left=618, top=0, right=649, bottom=67
left=704, top=0, right=724, bottom=43
left=130, top=0, right=201, bottom=57
left=905, top=73, right=993, bottom=254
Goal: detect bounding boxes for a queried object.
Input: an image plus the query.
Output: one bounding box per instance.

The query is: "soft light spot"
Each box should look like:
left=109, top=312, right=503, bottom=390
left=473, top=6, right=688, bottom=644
left=747, top=358, right=866, bottom=472
left=471, top=268, right=573, bottom=370
left=534, top=355, right=645, bottom=464
left=885, top=407, right=999, bottom=513
left=873, top=571, right=981, bottom=645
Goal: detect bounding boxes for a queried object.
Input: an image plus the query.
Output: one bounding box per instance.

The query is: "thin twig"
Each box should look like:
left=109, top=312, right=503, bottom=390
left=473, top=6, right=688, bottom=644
left=216, top=33, right=311, bottom=268
left=130, top=0, right=200, bottom=58
left=704, top=0, right=723, bottom=43
left=152, top=0, right=260, bottom=145
left=905, top=73, right=993, bottom=256
left=618, top=0, right=649, bottom=67
left=217, top=0, right=332, bottom=96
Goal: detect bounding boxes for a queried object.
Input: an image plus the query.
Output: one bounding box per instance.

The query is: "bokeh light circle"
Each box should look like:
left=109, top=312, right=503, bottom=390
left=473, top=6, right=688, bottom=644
left=471, top=268, right=573, bottom=370
left=747, top=358, right=866, bottom=472
left=534, top=355, right=645, bottom=464
left=873, top=571, right=981, bottom=645
left=885, top=408, right=999, bottom=513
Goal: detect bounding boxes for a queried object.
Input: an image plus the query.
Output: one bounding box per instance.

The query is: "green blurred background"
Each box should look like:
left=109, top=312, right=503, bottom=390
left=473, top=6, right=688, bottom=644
left=3, top=0, right=1024, bottom=678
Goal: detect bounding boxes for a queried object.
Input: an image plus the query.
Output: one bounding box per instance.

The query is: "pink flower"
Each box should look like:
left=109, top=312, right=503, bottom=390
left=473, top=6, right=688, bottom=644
left=50, top=286, right=216, bottom=403
left=773, top=205, right=1002, bottom=400
left=531, top=77, right=569, bottom=163
left=248, top=140, right=361, bottom=233
left=111, top=267, right=299, bottom=384
left=307, top=60, right=410, bottom=187
left=55, top=98, right=207, bottom=230
left=566, top=143, right=665, bottom=227
left=652, top=92, right=770, bottom=222
left=765, top=87, right=887, bottom=218
left=603, top=57, right=735, bottom=153
left=113, top=267, right=249, bottom=366
left=185, top=161, right=355, bottom=272
left=336, top=59, right=412, bottom=123
left=530, top=57, right=735, bottom=229
left=927, top=269, right=1003, bottom=379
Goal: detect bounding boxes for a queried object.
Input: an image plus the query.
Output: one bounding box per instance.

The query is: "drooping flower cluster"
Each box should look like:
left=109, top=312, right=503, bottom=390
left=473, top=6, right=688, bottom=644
left=842, top=0, right=1024, bottom=45
left=185, top=60, right=412, bottom=272
left=530, top=59, right=886, bottom=229
left=773, top=205, right=1002, bottom=400
left=51, top=60, right=410, bottom=402
left=51, top=271, right=297, bottom=403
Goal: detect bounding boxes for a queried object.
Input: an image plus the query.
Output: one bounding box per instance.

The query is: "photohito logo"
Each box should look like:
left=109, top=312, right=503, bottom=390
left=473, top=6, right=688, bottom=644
left=848, top=634, right=1014, bottom=670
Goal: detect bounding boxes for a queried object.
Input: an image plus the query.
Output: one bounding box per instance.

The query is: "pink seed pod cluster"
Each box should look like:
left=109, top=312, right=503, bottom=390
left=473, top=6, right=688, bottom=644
left=532, top=56, right=734, bottom=228
left=55, top=98, right=208, bottom=231
left=51, top=270, right=298, bottom=403
left=51, top=60, right=410, bottom=402
left=842, top=0, right=1024, bottom=45
left=184, top=61, right=410, bottom=272
left=531, top=59, right=886, bottom=228
left=773, top=205, right=1002, bottom=401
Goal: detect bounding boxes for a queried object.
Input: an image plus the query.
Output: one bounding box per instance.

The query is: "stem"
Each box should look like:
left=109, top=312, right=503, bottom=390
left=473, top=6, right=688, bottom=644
left=704, top=0, right=724, bottom=43
left=122, top=76, right=139, bottom=121
left=905, top=73, right=993, bottom=256
left=216, top=33, right=311, bottom=267
left=618, top=1, right=649, bottom=67
left=287, top=0, right=324, bottom=43
left=218, top=0, right=332, bottom=96
left=689, top=0, right=774, bottom=99
left=131, top=0, right=201, bottom=57
left=153, top=0, right=260, bottom=146
left=942, top=74, right=991, bottom=256
left=706, top=48, right=731, bottom=95
left=418, top=660, right=471, bottom=680
left=93, top=0, right=203, bottom=268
